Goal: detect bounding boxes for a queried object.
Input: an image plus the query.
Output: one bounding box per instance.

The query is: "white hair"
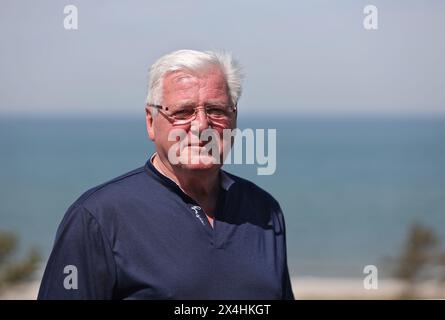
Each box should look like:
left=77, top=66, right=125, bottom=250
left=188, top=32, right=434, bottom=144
left=146, top=49, right=244, bottom=109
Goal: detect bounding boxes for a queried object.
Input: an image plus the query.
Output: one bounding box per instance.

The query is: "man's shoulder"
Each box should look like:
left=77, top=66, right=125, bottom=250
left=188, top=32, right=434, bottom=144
left=223, top=171, right=285, bottom=234
left=54, top=165, right=159, bottom=239
left=223, top=170, right=281, bottom=208
left=71, top=165, right=154, bottom=214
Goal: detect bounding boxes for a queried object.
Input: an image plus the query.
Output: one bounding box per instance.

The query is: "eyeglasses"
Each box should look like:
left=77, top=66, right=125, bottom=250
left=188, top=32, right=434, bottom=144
left=149, top=103, right=237, bottom=126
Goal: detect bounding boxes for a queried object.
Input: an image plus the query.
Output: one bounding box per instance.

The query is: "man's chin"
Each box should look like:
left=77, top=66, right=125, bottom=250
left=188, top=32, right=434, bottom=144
left=176, top=155, right=221, bottom=171
left=173, top=147, right=222, bottom=170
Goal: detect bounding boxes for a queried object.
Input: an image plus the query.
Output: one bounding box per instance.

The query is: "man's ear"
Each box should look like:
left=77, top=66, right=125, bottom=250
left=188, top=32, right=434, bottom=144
left=145, top=105, right=156, bottom=141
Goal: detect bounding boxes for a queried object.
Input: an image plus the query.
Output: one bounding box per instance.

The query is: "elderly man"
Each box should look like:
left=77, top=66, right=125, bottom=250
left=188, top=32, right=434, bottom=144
left=38, top=50, right=294, bottom=300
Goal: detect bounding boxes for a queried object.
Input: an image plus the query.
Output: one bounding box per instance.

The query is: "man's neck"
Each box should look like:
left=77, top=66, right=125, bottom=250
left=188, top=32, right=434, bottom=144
left=152, top=153, right=220, bottom=202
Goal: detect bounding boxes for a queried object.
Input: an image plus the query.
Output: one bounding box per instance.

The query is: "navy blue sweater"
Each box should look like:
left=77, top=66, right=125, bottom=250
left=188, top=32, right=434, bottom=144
left=38, top=158, right=294, bottom=299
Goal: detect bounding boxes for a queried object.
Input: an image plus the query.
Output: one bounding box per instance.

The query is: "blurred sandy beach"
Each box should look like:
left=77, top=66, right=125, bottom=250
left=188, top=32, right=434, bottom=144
left=1, top=276, right=444, bottom=300
left=292, top=277, right=445, bottom=300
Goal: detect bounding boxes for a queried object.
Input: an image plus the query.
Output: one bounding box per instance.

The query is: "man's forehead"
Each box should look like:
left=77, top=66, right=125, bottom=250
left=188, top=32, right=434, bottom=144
left=168, top=71, right=196, bottom=84
left=165, top=67, right=225, bottom=85
left=162, top=68, right=229, bottom=102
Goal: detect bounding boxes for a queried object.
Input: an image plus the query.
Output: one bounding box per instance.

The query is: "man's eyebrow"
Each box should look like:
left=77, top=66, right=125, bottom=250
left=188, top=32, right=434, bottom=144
left=172, top=100, right=229, bottom=108
left=204, top=100, right=228, bottom=106
left=172, top=100, right=196, bottom=108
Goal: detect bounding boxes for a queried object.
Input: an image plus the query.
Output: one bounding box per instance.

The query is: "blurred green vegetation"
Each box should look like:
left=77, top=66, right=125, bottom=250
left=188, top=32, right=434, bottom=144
left=0, top=230, right=41, bottom=294
left=394, top=222, right=445, bottom=299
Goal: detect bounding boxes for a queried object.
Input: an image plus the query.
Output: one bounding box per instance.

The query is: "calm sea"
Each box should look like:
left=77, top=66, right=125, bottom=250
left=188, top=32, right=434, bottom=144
left=1, top=116, right=444, bottom=278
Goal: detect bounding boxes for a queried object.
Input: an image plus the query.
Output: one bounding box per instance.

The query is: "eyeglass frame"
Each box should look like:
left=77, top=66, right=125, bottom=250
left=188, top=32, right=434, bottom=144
left=147, top=103, right=237, bottom=126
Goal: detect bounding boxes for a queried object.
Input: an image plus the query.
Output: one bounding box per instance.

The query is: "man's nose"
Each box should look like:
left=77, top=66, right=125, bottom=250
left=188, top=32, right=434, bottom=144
left=194, top=107, right=210, bottom=130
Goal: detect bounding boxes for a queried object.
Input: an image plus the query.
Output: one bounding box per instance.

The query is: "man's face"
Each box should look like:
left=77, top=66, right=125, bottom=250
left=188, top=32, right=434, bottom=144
left=146, top=66, right=236, bottom=172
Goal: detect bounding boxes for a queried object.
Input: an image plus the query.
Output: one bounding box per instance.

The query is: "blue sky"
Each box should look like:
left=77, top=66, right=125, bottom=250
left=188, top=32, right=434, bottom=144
left=1, top=0, right=444, bottom=116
